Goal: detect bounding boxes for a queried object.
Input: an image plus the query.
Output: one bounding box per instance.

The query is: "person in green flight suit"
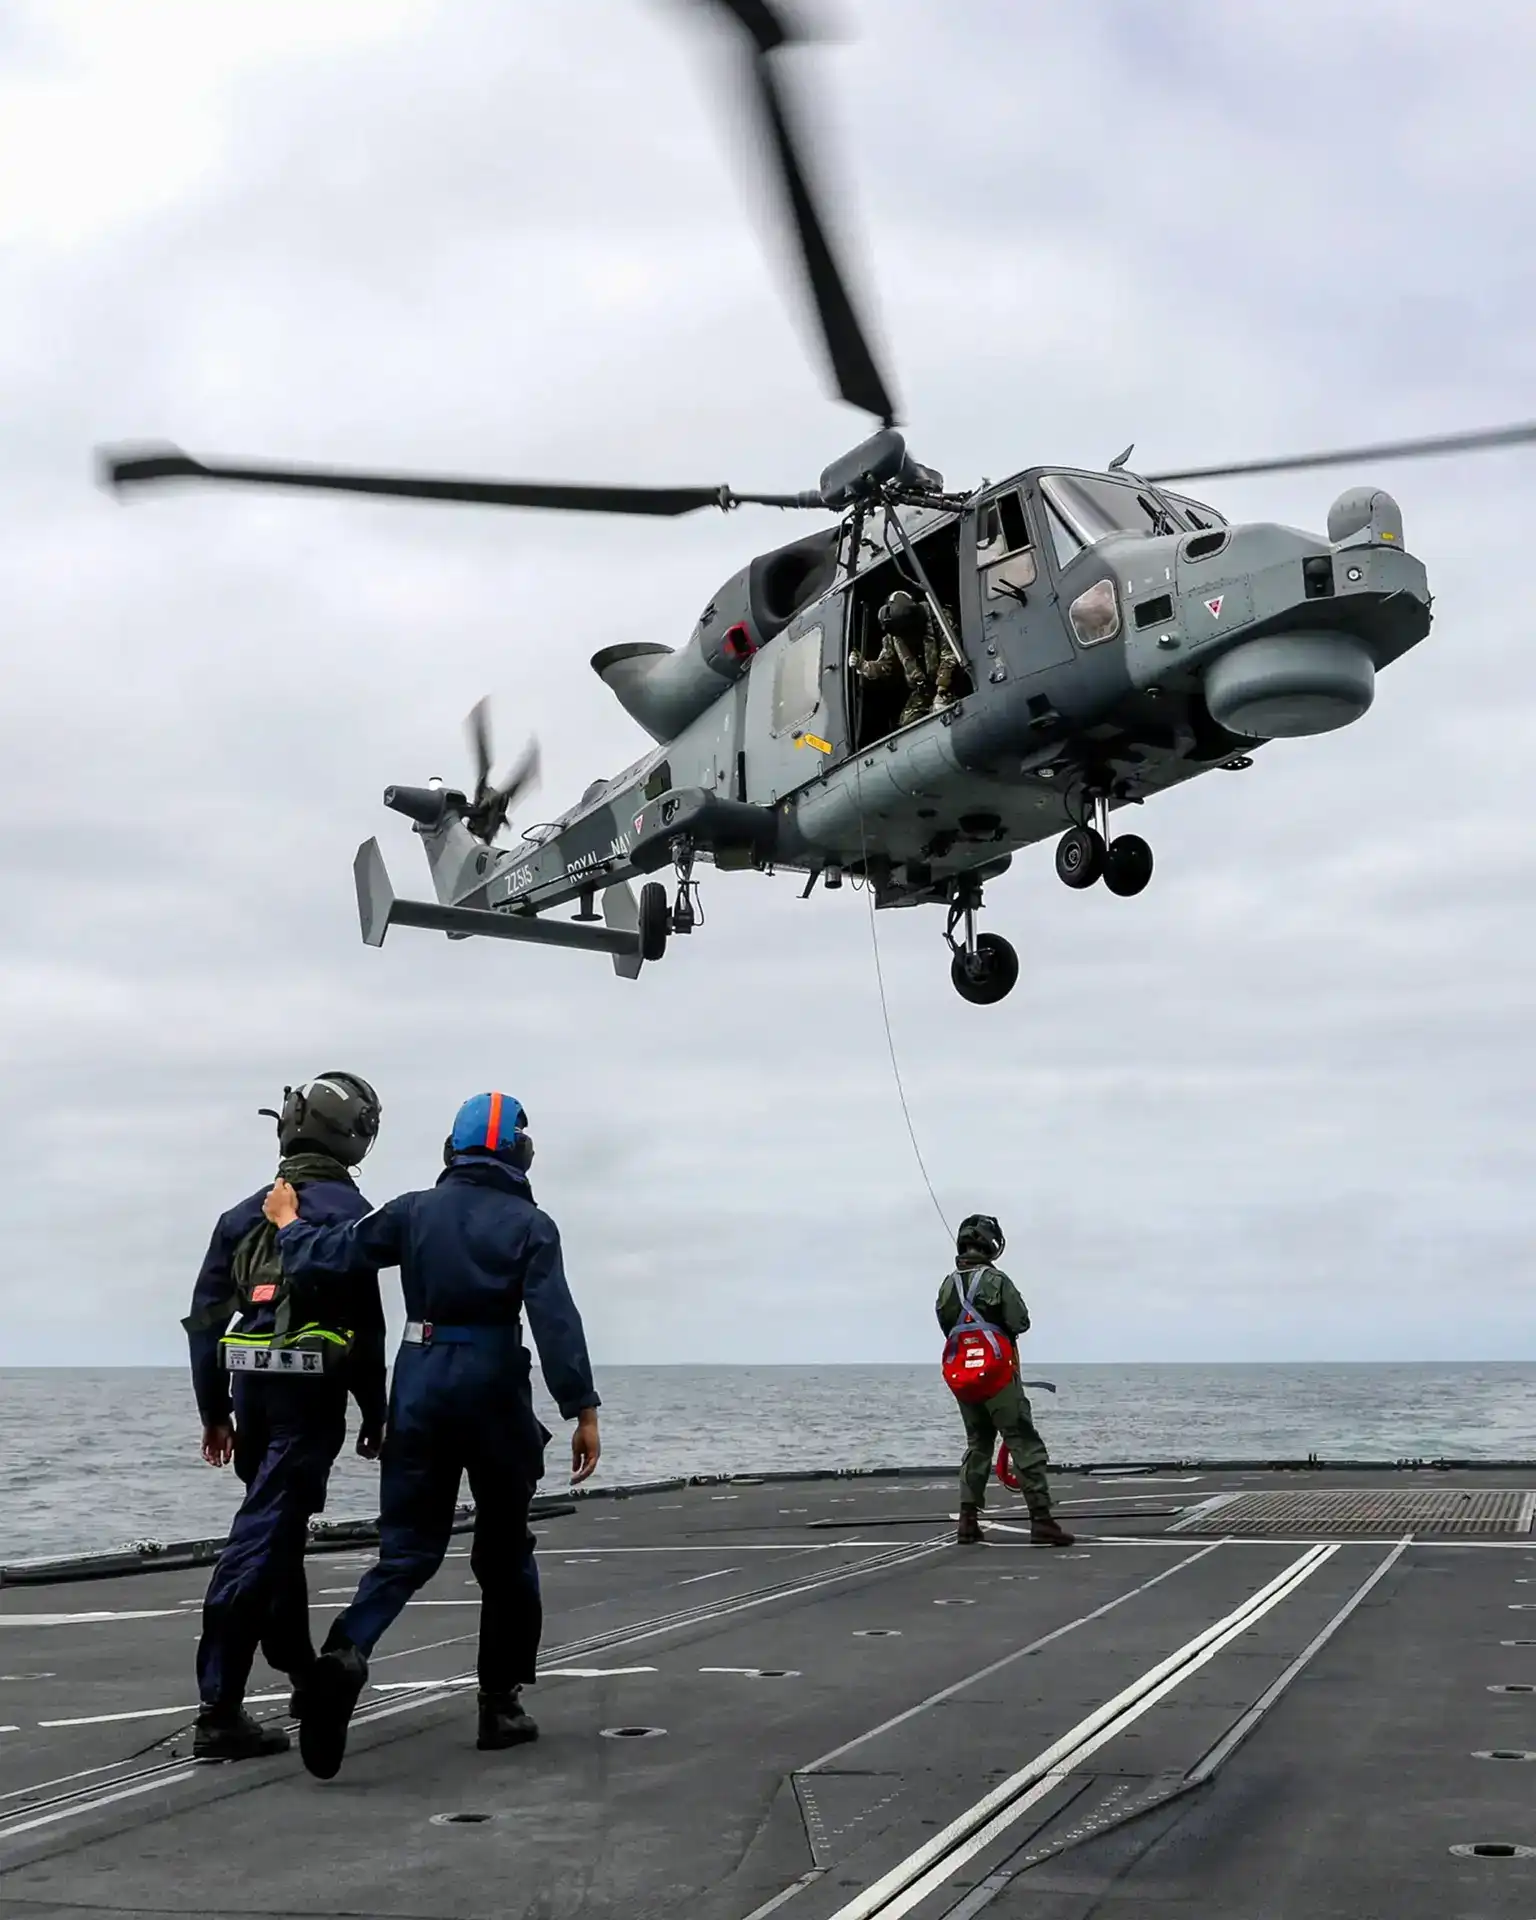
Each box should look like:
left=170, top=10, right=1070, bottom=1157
left=936, top=1213, right=1074, bottom=1547
left=851, top=588, right=960, bottom=731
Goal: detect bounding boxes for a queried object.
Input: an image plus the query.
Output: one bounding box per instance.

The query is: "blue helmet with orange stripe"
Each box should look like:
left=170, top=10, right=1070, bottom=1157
left=445, top=1091, right=533, bottom=1172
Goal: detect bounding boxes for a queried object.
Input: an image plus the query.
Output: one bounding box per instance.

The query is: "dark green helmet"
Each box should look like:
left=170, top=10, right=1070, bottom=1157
left=879, top=588, right=920, bottom=631
left=956, top=1213, right=1005, bottom=1261
left=265, top=1071, right=381, bottom=1167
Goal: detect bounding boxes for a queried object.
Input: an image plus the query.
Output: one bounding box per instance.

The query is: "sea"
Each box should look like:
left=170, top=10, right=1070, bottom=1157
left=5, top=1363, right=1536, bottom=1563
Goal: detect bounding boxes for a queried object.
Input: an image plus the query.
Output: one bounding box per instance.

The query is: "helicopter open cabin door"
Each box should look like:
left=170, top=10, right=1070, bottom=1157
left=742, top=607, right=843, bottom=806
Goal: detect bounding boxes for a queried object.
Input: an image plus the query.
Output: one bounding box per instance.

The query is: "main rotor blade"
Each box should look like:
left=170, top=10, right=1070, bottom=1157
left=467, top=698, right=493, bottom=797
left=704, top=0, right=899, bottom=427
left=1150, top=421, right=1536, bottom=486
left=99, top=445, right=820, bottom=517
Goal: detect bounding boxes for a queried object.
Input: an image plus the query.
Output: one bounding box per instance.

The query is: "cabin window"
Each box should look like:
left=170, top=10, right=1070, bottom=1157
left=984, top=549, right=1038, bottom=599
left=977, top=488, right=1039, bottom=598
left=977, top=488, right=1032, bottom=562
left=771, top=624, right=823, bottom=736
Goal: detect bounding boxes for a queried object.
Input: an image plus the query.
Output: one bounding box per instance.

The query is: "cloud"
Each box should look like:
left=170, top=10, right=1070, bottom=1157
left=3, top=0, right=1535, bottom=1370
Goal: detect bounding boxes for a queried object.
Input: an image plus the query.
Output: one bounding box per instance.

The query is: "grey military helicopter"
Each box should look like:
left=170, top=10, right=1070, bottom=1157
left=100, top=0, right=1536, bottom=1004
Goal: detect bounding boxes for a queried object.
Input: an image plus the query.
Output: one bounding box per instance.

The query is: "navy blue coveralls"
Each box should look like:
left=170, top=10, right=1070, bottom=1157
left=275, top=1153, right=600, bottom=1695
left=188, top=1180, right=386, bottom=1711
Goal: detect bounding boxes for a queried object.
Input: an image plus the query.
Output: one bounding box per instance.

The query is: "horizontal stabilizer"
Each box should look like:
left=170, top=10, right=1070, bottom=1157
left=389, top=899, right=641, bottom=956
left=354, top=845, right=641, bottom=958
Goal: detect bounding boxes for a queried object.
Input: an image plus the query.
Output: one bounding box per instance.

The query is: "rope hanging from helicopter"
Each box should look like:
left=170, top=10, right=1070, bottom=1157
left=853, top=756, right=952, bottom=1242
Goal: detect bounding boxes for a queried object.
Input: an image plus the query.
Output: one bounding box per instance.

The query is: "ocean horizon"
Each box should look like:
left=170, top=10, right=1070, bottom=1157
left=6, top=1361, right=1536, bottom=1561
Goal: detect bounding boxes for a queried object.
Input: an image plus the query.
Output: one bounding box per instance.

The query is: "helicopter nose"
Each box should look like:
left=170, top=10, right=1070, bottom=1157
left=1146, top=514, right=1427, bottom=742
left=1202, top=631, right=1375, bottom=739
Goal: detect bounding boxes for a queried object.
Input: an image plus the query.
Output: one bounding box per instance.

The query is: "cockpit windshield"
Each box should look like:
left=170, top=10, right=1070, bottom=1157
left=1040, top=473, right=1224, bottom=553
left=1161, top=490, right=1226, bottom=531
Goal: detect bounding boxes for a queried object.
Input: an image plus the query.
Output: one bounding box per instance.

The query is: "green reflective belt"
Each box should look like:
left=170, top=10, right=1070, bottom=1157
left=220, top=1323, right=354, bottom=1376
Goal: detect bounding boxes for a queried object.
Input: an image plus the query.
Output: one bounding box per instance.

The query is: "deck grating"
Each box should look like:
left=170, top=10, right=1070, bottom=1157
left=1172, top=1487, right=1536, bottom=1536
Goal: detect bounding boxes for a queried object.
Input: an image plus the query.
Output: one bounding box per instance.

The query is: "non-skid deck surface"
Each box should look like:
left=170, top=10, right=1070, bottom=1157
left=3, top=1465, right=1536, bottom=1917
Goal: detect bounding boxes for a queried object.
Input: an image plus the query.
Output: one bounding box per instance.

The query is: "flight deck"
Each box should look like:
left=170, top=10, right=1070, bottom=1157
left=4, top=1463, right=1536, bottom=1918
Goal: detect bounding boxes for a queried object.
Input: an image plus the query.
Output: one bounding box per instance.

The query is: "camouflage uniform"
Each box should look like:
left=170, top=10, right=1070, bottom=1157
left=854, top=593, right=958, bottom=730
left=936, top=1262, right=1055, bottom=1517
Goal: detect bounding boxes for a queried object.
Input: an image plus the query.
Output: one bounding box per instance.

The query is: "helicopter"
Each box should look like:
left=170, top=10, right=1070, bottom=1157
left=99, top=0, right=1536, bottom=1005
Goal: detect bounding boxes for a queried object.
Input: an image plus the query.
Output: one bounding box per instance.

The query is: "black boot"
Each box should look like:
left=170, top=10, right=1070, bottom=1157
left=193, top=1705, right=291, bottom=1761
left=957, top=1504, right=985, bottom=1545
left=1029, top=1512, right=1076, bottom=1547
left=297, top=1642, right=369, bottom=1781
left=477, top=1688, right=539, bottom=1750
left=286, top=1663, right=316, bottom=1721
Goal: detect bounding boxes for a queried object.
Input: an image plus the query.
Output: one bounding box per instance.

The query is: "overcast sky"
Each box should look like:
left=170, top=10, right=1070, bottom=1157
left=4, top=0, right=1535, bottom=1371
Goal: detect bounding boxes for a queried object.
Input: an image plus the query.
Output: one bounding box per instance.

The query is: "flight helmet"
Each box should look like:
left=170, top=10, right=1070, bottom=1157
left=267, top=1071, right=381, bottom=1167
left=956, top=1213, right=1005, bottom=1263
left=879, top=588, right=921, bottom=632
left=446, top=1091, right=533, bottom=1172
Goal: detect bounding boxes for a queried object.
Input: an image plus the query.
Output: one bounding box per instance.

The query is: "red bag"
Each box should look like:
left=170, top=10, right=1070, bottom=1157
left=941, top=1269, right=1016, bottom=1404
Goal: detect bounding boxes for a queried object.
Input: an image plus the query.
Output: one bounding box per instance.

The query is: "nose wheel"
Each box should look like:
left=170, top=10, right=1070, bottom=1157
left=1056, top=794, right=1154, bottom=898
left=1103, top=833, right=1153, bottom=897
left=1055, top=825, right=1105, bottom=889
left=944, top=881, right=1019, bottom=1005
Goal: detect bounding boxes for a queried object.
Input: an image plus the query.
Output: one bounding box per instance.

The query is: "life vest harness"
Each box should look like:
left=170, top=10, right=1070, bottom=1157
left=940, top=1267, right=1017, bottom=1404
left=183, top=1191, right=355, bottom=1377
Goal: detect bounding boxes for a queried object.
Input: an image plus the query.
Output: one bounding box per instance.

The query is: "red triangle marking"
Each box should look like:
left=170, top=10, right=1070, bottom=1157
left=1205, top=595, right=1224, bottom=619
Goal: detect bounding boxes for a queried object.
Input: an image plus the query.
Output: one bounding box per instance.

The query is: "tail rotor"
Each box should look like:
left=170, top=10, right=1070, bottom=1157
left=463, top=697, right=540, bottom=844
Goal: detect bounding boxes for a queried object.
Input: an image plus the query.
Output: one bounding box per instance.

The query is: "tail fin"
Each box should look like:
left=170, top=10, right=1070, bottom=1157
left=603, top=881, right=643, bottom=980
left=418, top=811, right=488, bottom=908
left=355, top=839, right=395, bottom=947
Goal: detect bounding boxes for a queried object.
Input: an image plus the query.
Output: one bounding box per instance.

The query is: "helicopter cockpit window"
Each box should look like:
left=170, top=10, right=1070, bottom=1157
left=1163, top=491, right=1227, bottom=531
left=1045, top=501, right=1085, bottom=571
left=977, top=489, right=1031, bottom=561
left=771, top=624, right=823, bottom=737
left=977, top=489, right=1038, bottom=597
left=1041, top=473, right=1185, bottom=551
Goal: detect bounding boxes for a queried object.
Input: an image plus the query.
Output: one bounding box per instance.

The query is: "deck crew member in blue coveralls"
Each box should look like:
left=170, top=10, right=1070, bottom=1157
left=262, top=1090, right=602, bottom=1781
left=185, top=1072, right=386, bottom=1762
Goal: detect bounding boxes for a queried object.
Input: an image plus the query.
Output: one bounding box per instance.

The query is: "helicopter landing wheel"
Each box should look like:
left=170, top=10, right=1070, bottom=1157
left=1102, top=834, right=1154, bottom=898
left=1055, top=826, right=1106, bottom=890
left=638, top=881, right=670, bottom=962
left=950, top=933, right=1019, bottom=1006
